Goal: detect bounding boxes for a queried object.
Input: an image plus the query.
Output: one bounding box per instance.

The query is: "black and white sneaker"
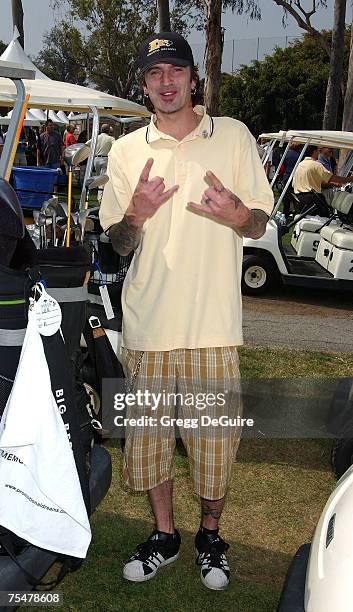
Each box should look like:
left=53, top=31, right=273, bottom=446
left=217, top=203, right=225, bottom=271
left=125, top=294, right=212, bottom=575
left=123, top=530, right=181, bottom=582
left=195, top=529, right=230, bottom=590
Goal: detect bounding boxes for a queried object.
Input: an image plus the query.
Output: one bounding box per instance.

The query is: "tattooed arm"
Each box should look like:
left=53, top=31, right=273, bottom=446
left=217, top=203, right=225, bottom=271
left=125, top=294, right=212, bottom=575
left=108, top=216, right=142, bottom=256
left=187, top=171, right=269, bottom=240
left=232, top=207, right=269, bottom=240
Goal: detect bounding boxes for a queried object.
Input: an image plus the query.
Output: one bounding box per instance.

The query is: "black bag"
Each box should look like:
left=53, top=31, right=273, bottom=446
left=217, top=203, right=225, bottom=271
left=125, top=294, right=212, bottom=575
left=0, top=248, right=93, bottom=588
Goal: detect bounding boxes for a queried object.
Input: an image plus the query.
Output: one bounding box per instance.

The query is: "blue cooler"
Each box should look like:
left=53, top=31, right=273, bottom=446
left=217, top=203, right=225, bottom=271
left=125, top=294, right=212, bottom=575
left=12, top=166, right=59, bottom=209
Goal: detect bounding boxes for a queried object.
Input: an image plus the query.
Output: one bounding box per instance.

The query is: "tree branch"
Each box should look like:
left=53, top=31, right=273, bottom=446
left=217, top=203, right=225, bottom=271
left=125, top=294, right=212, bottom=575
left=273, top=0, right=331, bottom=57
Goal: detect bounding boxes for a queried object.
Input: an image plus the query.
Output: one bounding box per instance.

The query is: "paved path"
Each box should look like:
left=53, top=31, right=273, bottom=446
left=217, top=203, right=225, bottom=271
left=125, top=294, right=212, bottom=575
left=242, top=287, right=353, bottom=352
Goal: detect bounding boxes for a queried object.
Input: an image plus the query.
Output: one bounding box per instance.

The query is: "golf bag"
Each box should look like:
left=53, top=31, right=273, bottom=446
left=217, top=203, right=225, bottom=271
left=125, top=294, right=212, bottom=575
left=0, top=246, right=111, bottom=593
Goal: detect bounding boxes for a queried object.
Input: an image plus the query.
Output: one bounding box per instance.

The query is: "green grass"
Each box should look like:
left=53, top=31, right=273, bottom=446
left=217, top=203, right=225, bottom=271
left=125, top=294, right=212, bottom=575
left=239, top=346, right=353, bottom=379
left=34, top=346, right=353, bottom=612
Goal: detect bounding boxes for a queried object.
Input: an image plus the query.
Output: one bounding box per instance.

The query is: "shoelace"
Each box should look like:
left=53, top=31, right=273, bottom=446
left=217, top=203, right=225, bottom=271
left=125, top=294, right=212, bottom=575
left=133, top=539, right=162, bottom=563
left=202, top=538, right=229, bottom=569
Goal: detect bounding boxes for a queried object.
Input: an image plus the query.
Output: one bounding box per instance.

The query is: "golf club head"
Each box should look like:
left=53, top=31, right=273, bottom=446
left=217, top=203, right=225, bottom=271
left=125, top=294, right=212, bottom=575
left=86, top=174, right=109, bottom=191
left=48, top=202, right=68, bottom=219
left=41, top=196, right=59, bottom=216
left=64, top=143, right=90, bottom=167
left=37, top=212, right=51, bottom=227
left=49, top=201, right=69, bottom=219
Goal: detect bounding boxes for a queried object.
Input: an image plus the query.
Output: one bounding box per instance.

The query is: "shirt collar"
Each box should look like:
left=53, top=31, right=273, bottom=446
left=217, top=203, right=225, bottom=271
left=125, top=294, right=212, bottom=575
left=147, top=105, right=211, bottom=143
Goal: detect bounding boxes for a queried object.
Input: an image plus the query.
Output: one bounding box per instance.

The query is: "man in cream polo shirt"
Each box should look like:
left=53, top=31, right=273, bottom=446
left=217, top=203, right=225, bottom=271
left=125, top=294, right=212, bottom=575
left=100, top=31, right=273, bottom=591
left=293, top=144, right=353, bottom=212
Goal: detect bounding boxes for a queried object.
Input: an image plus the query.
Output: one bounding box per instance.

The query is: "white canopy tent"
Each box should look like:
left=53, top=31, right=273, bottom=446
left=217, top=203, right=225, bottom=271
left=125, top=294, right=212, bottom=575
left=0, top=30, right=50, bottom=80
left=0, top=113, right=40, bottom=127
left=71, top=112, right=144, bottom=124
left=0, top=34, right=148, bottom=207
left=48, top=109, right=65, bottom=124
left=57, top=110, right=70, bottom=124
left=0, top=31, right=148, bottom=117
left=0, top=72, right=148, bottom=116
left=29, top=107, right=46, bottom=121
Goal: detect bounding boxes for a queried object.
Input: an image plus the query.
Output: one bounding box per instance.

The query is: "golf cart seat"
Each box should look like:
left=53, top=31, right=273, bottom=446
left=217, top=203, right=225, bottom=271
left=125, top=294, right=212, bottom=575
left=331, top=190, right=353, bottom=225
left=332, top=228, right=353, bottom=250
left=316, top=222, right=353, bottom=278
left=291, top=217, right=329, bottom=258
left=299, top=219, right=325, bottom=232
left=319, top=224, right=343, bottom=242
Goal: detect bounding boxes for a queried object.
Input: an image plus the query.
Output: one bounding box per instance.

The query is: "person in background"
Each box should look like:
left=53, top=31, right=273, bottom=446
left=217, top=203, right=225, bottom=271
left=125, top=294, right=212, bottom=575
left=23, top=126, right=37, bottom=166
left=77, top=129, right=87, bottom=143
left=281, top=142, right=301, bottom=219
left=293, top=144, right=353, bottom=213
left=35, top=126, right=44, bottom=166
left=318, top=147, right=337, bottom=174
left=87, top=124, right=115, bottom=201
left=283, top=143, right=302, bottom=183
left=64, top=124, right=77, bottom=149
left=86, top=123, right=115, bottom=174
left=13, top=129, right=27, bottom=166
left=39, top=119, right=63, bottom=170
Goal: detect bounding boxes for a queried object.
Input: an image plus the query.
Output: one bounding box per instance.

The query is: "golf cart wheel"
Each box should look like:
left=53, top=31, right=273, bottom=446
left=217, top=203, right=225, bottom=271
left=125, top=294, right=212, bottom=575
left=241, top=254, right=274, bottom=295
left=331, top=438, right=353, bottom=479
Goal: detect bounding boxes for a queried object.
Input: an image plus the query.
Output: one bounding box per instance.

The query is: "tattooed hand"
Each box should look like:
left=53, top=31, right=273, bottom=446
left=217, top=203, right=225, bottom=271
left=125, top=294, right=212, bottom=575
left=187, top=170, right=268, bottom=239
left=109, top=158, right=179, bottom=255
left=126, top=158, right=179, bottom=229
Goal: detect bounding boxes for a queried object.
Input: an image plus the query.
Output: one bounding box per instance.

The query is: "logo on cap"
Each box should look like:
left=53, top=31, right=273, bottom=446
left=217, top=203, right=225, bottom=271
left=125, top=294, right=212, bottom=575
left=148, top=39, right=173, bottom=54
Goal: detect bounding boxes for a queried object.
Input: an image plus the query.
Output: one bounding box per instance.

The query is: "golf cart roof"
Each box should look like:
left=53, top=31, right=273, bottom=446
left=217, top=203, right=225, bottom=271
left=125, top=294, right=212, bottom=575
left=259, top=130, right=353, bottom=150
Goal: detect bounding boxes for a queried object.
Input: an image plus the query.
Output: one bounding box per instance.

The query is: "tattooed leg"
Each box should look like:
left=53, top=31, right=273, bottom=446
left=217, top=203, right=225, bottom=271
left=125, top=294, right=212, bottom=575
left=108, top=215, right=142, bottom=256
left=200, top=496, right=226, bottom=530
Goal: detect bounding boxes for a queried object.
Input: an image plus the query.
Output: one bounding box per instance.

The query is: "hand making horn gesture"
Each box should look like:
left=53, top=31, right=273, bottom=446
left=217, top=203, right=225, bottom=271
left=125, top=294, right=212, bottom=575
left=129, top=158, right=179, bottom=228
left=187, top=170, right=252, bottom=229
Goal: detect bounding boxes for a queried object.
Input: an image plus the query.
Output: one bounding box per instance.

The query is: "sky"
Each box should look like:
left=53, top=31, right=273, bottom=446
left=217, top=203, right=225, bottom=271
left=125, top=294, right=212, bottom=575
left=0, top=0, right=351, bottom=71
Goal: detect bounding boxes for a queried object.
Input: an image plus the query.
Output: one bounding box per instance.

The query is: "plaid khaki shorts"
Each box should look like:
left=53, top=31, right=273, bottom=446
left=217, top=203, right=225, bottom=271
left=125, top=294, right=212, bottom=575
left=121, top=346, right=242, bottom=500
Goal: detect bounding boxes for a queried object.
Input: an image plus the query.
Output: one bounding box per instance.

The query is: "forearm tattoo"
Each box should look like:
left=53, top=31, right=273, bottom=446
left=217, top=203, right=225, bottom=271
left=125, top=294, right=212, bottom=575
left=234, top=207, right=269, bottom=239
left=108, top=216, right=142, bottom=256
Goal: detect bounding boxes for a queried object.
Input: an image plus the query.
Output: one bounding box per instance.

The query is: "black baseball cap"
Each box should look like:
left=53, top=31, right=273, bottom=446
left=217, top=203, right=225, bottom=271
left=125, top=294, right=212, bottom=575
left=138, top=31, right=194, bottom=73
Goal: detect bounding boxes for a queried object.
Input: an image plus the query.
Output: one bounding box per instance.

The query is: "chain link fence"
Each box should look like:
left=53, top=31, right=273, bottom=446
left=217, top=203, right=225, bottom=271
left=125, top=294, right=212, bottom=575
left=190, top=35, right=301, bottom=77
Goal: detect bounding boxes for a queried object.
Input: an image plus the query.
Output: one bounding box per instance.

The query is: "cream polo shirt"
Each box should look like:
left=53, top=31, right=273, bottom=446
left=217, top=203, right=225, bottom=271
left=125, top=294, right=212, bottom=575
left=86, top=133, right=115, bottom=156
left=293, top=157, right=332, bottom=194
left=100, top=106, right=274, bottom=351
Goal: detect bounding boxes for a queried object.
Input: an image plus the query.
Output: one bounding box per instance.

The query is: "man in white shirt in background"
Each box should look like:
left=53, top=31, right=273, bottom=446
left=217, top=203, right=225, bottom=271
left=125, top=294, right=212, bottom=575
left=86, top=123, right=115, bottom=200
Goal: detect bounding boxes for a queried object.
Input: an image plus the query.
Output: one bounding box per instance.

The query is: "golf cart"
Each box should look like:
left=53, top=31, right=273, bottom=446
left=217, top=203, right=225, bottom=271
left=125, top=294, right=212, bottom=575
left=242, top=130, right=353, bottom=295
left=277, top=462, right=353, bottom=612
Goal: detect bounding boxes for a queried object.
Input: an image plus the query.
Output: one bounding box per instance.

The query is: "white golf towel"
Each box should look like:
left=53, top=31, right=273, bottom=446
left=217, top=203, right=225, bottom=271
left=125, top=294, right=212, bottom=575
left=0, top=310, right=91, bottom=558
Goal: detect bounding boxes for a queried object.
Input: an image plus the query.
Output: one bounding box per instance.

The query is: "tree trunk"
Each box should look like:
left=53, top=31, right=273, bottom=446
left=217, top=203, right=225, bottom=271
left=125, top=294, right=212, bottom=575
left=157, top=0, right=171, bottom=31
left=342, top=3, right=353, bottom=131
left=203, top=0, right=223, bottom=115
left=338, top=2, right=353, bottom=171
left=323, top=0, right=347, bottom=130
left=11, top=0, right=24, bottom=49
